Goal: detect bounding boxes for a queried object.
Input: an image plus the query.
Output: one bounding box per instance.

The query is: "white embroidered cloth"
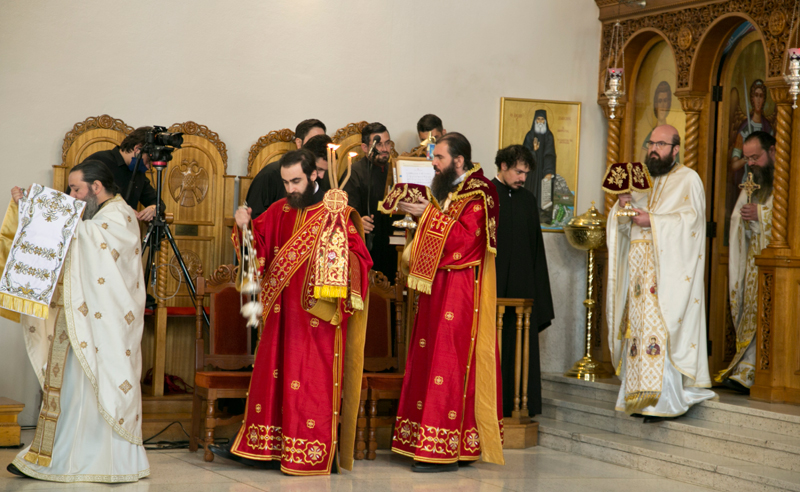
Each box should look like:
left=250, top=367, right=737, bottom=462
left=0, top=185, right=84, bottom=319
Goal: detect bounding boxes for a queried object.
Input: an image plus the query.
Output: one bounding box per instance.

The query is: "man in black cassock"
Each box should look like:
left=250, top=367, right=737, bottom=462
left=343, top=122, right=398, bottom=280
left=492, top=144, right=555, bottom=417
left=522, top=109, right=557, bottom=225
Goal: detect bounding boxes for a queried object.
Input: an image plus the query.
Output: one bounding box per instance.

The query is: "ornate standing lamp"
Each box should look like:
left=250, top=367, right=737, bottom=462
left=564, top=203, right=612, bottom=380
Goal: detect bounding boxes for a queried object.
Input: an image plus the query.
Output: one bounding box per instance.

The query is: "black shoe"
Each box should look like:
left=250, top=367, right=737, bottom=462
left=630, top=413, right=644, bottom=418
left=209, top=444, right=279, bottom=469
left=722, top=378, right=751, bottom=395
left=411, top=461, right=458, bottom=473
left=457, top=460, right=474, bottom=467
left=643, top=416, right=672, bottom=424
left=6, top=463, right=31, bottom=478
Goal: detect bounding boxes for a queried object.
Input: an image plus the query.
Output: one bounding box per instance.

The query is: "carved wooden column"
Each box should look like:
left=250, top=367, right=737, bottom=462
left=766, top=84, right=792, bottom=251
left=601, top=103, right=625, bottom=213
left=677, top=95, right=705, bottom=172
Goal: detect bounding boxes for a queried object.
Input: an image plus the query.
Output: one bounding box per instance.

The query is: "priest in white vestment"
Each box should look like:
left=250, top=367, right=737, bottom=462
left=716, top=131, right=775, bottom=393
left=607, top=125, right=715, bottom=423
left=2, top=160, right=149, bottom=482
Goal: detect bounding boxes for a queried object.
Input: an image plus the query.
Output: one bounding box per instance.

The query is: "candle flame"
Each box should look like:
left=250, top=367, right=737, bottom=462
left=348, top=152, right=357, bottom=157
left=327, top=143, right=340, bottom=150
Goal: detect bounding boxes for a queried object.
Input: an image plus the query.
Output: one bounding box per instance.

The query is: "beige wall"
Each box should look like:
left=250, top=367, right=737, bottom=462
left=0, top=0, right=604, bottom=424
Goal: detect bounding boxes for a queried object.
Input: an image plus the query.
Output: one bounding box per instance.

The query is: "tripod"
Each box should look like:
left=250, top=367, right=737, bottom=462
left=141, top=162, right=210, bottom=328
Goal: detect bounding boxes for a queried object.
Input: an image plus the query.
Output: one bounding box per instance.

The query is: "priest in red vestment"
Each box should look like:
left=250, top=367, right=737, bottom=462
left=213, top=149, right=372, bottom=476
left=393, top=133, right=504, bottom=472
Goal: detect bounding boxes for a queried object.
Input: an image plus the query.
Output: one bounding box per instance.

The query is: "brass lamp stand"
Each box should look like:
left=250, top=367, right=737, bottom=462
left=563, top=202, right=613, bottom=380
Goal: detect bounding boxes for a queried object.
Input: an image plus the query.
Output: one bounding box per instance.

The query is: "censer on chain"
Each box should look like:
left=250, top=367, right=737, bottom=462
left=237, top=202, right=263, bottom=328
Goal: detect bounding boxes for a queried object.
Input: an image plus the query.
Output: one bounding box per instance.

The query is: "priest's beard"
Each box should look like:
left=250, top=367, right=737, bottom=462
left=534, top=122, right=547, bottom=134
left=286, top=179, right=315, bottom=209
left=82, top=189, right=100, bottom=220
left=645, top=151, right=675, bottom=177
left=431, top=163, right=459, bottom=203
left=750, top=158, right=774, bottom=204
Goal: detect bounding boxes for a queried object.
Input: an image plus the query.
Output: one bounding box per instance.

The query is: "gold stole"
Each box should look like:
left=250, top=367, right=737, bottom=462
left=25, top=300, right=67, bottom=467
left=623, top=240, right=668, bottom=412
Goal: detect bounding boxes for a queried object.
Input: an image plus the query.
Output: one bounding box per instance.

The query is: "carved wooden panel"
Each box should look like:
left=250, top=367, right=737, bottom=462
left=599, top=0, right=793, bottom=90
left=239, top=128, right=297, bottom=206
left=147, top=121, right=235, bottom=307
left=55, top=115, right=134, bottom=192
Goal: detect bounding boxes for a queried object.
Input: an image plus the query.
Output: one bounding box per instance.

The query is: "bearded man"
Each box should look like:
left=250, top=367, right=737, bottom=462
left=393, top=132, right=504, bottom=472
left=522, top=110, right=556, bottom=224
left=3, top=160, right=149, bottom=482
left=607, top=124, right=715, bottom=424
left=716, top=131, right=775, bottom=393
left=212, top=148, right=372, bottom=475
left=343, top=122, right=398, bottom=279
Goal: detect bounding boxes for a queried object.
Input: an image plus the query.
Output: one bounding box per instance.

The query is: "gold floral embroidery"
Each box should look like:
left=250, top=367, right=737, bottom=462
left=58, top=331, right=68, bottom=344
left=435, top=376, right=444, bottom=385
left=18, top=241, right=57, bottom=260
left=445, top=312, right=454, bottom=321
left=473, top=204, right=482, bottom=212
left=475, top=229, right=481, bottom=236
left=273, top=369, right=278, bottom=378
left=448, top=411, right=457, bottom=420
left=310, top=318, right=319, bottom=327
left=419, top=338, right=426, bottom=347
left=453, top=252, right=462, bottom=260
left=464, top=428, right=480, bottom=451
left=125, top=349, right=131, bottom=356
left=274, top=305, right=281, bottom=313
left=256, top=404, right=262, bottom=413
left=98, top=278, right=105, bottom=285
left=111, top=249, right=120, bottom=261
left=273, top=246, right=279, bottom=254
left=100, top=243, right=107, bottom=250
left=245, top=424, right=282, bottom=451
left=94, top=312, right=102, bottom=319
left=349, top=225, right=357, bottom=234
left=291, top=380, right=300, bottom=390
left=127, top=216, right=132, bottom=222
left=283, top=204, right=290, bottom=212
left=394, top=418, right=460, bottom=457
left=416, top=401, right=423, bottom=410
left=283, top=436, right=327, bottom=466
left=80, top=341, right=87, bottom=349
left=12, top=263, right=51, bottom=281
left=124, top=311, right=135, bottom=325
left=307, top=419, right=315, bottom=429
left=135, top=248, right=139, bottom=255
left=102, top=223, right=109, bottom=229
left=28, top=326, right=35, bottom=333
left=119, top=380, right=132, bottom=394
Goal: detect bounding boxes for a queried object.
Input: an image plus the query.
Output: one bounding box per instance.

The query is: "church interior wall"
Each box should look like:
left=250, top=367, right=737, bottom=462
left=0, top=0, right=604, bottom=425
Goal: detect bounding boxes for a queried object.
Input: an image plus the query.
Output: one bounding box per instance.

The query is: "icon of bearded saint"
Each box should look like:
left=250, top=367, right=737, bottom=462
left=522, top=109, right=557, bottom=220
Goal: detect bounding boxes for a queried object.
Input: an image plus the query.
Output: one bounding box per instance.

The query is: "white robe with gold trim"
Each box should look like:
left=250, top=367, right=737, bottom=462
left=716, top=190, right=772, bottom=388
left=606, top=164, right=715, bottom=417
left=2, top=196, right=149, bottom=482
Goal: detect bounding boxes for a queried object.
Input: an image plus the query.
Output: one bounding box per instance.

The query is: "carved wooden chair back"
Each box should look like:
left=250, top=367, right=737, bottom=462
left=54, top=115, right=134, bottom=192
left=363, top=270, right=406, bottom=373
left=239, top=128, right=296, bottom=206
left=147, top=122, right=236, bottom=309
left=195, top=264, right=253, bottom=371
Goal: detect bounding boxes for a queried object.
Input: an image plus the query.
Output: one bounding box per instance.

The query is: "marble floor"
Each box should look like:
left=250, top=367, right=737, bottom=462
left=0, top=431, right=715, bottom=492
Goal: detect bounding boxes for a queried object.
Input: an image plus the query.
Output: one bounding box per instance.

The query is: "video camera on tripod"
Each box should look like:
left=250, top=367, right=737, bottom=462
left=139, top=125, right=210, bottom=327
left=142, top=126, right=184, bottom=167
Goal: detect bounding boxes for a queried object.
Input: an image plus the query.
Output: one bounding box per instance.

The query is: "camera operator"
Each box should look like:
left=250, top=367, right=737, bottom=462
left=82, top=126, right=162, bottom=222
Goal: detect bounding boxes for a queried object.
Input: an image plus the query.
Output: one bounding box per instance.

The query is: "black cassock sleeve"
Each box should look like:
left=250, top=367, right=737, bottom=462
left=529, top=197, right=554, bottom=332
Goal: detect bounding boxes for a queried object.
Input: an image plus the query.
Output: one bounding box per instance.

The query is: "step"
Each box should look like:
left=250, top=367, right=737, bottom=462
left=543, top=390, right=800, bottom=473
left=543, top=373, right=800, bottom=438
left=537, top=417, right=800, bottom=492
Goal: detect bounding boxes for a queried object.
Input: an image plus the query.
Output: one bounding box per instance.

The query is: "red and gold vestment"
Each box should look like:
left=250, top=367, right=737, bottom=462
left=230, top=196, right=372, bottom=476
left=392, top=166, right=505, bottom=465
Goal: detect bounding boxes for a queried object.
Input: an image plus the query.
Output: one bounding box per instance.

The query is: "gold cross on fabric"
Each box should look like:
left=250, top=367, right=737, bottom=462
left=739, top=172, right=761, bottom=204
